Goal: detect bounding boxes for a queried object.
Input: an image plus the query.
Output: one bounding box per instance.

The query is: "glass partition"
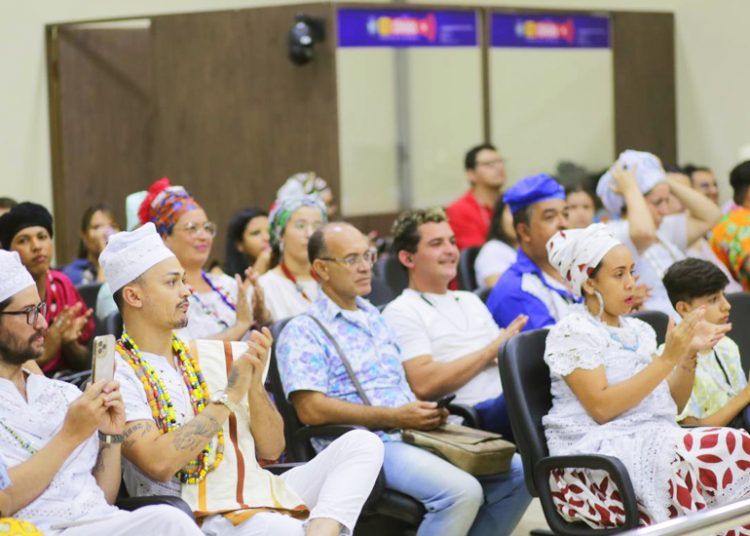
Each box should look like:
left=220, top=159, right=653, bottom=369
left=336, top=8, right=483, bottom=216
left=489, top=13, right=615, bottom=184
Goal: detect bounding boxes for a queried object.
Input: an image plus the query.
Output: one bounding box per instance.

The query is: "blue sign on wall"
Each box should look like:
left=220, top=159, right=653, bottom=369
left=491, top=13, right=610, bottom=48
left=337, top=8, right=478, bottom=48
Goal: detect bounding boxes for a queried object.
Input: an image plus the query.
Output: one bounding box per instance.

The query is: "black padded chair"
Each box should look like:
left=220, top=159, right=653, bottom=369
left=499, top=328, right=639, bottom=535
left=627, top=310, right=670, bottom=346
left=474, top=287, right=491, bottom=304
left=373, top=255, right=409, bottom=299
left=727, top=292, right=750, bottom=374
left=457, top=246, right=481, bottom=291
left=76, top=282, right=102, bottom=312
left=364, top=276, right=396, bottom=307
left=267, top=318, right=425, bottom=534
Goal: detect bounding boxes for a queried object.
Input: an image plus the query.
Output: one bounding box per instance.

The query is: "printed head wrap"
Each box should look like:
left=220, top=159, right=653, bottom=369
left=276, top=172, right=330, bottom=202
left=596, top=150, right=666, bottom=216
left=137, top=178, right=202, bottom=235
left=546, top=223, right=621, bottom=297
left=268, top=195, right=328, bottom=249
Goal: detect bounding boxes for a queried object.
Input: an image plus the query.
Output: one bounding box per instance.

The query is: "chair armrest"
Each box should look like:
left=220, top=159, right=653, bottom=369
left=264, top=462, right=304, bottom=475
left=291, top=425, right=361, bottom=461
left=448, top=403, right=480, bottom=428
left=116, top=495, right=195, bottom=521
left=534, top=454, right=639, bottom=534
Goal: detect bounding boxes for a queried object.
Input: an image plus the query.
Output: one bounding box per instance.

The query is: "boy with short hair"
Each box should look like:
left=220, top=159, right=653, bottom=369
left=662, top=257, right=750, bottom=427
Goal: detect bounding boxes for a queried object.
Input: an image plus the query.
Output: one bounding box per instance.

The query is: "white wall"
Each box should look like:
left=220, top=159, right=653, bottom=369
left=10, top=0, right=750, bottom=214
left=674, top=0, right=750, bottom=202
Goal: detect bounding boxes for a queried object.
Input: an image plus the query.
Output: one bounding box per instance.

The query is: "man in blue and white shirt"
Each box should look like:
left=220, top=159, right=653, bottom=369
left=277, top=222, right=530, bottom=536
left=486, top=174, right=578, bottom=330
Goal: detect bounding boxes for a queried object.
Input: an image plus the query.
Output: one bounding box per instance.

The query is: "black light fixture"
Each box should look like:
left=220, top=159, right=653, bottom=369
left=288, top=13, right=326, bottom=66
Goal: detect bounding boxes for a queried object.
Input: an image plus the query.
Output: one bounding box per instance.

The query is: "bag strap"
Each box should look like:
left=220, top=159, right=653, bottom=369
left=304, top=314, right=372, bottom=406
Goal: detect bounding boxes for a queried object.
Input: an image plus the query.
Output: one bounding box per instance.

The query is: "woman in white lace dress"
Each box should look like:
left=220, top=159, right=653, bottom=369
left=542, top=224, right=750, bottom=532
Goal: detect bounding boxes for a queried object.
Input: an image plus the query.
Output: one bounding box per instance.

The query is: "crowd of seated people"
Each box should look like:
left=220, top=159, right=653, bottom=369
left=4, top=144, right=750, bottom=535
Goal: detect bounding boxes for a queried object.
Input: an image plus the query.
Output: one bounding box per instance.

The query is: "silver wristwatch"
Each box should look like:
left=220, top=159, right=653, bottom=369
left=210, top=390, right=240, bottom=414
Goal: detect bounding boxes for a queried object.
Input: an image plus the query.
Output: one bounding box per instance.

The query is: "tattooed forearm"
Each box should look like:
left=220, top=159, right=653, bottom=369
left=172, top=415, right=222, bottom=451
left=226, top=368, right=239, bottom=389
left=123, top=421, right=152, bottom=449
left=92, top=443, right=111, bottom=474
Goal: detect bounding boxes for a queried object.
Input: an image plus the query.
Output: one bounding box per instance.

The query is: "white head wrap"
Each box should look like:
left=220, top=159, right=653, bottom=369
left=596, top=150, right=666, bottom=216
left=276, top=172, right=330, bottom=202
left=546, top=223, right=621, bottom=297
left=0, top=251, right=35, bottom=303
left=125, top=191, right=147, bottom=231
left=99, top=222, right=176, bottom=292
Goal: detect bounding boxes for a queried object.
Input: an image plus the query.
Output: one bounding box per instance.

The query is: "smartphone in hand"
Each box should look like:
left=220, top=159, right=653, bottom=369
left=91, top=335, right=116, bottom=384
left=436, top=394, right=456, bottom=408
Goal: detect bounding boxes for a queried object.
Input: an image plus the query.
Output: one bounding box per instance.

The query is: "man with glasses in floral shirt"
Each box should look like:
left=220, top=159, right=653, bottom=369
left=277, top=222, right=530, bottom=536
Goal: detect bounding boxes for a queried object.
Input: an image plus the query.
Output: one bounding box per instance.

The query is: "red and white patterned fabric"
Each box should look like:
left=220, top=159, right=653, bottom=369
left=550, top=427, right=750, bottom=534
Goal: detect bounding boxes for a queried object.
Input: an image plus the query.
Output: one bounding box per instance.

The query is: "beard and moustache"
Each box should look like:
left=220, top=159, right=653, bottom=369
left=0, top=329, right=44, bottom=365
left=173, top=298, right=190, bottom=330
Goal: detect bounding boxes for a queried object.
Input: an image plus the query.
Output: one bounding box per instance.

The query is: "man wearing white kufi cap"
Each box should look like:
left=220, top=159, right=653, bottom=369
left=102, top=223, right=383, bottom=536
left=0, top=250, right=201, bottom=535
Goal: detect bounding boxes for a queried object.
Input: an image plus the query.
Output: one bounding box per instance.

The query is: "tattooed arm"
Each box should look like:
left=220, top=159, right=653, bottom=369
left=121, top=331, right=271, bottom=481
left=121, top=405, right=231, bottom=482
left=92, top=442, right=121, bottom=504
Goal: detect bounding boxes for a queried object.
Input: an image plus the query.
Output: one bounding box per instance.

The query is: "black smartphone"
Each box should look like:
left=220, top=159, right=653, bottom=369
left=436, top=394, right=456, bottom=408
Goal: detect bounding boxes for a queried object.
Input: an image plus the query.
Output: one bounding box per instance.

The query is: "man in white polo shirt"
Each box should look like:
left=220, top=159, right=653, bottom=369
left=383, top=208, right=527, bottom=440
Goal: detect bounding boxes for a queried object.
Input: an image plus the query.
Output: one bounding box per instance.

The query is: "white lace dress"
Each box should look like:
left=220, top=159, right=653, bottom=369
left=543, top=305, right=750, bottom=530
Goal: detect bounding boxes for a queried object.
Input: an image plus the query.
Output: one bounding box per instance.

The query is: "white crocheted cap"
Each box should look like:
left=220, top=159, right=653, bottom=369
left=0, top=250, right=35, bottom=303
left=99, top=222, right=175, bottom=292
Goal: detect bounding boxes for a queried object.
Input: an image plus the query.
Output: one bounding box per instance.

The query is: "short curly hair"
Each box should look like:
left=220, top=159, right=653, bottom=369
left=391, top=207, right=448, bottom=259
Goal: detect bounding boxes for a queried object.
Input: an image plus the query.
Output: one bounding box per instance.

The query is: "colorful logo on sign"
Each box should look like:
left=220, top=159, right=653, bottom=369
left=515, top=18, right=575, bottom=44
left=491, top=13, right=610, bottom=48
left=338, top=8, right=478, bottom=48
left=366, top=13, right=437, bottom=42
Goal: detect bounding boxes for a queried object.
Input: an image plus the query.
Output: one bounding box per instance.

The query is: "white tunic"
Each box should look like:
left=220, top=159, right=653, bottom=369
left=474, top=240, right=517, bottom=290
left=115, top=351, right=196, bottom=497
left=543, top=305, right=685, bottom=522
left=257, top=270, right=319, bottom=322
left=0, top=373, right=118, bottom=533
left=176, top=274, right=239, bottom=342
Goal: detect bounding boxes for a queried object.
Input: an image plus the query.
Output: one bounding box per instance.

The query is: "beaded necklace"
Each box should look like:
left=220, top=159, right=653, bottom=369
left=201, top=272, right=237, bottom=312
left=117, top=332, right=224, bottom=484
left=280, top=262, right=313, bottom=302
left=188, top=274, right=237, bottom=330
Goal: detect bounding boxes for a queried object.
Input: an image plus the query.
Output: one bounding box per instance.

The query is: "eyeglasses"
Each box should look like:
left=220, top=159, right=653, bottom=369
left=319, top=248, right=377, bottom=268
left=290, top=221, right=323, bottom=233
left=178, top=222, right=217, bottom=237
left=476, top=158, right=505, bottom=168
left=0, top=302, right=47, bottom=326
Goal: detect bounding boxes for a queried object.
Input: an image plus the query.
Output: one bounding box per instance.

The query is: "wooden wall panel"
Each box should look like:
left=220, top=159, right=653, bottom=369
left=612, top=12, right=677, bottom=164
left=149, top=4, right=338, bottom=263
left=50, top=27, right=153, bottom=264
